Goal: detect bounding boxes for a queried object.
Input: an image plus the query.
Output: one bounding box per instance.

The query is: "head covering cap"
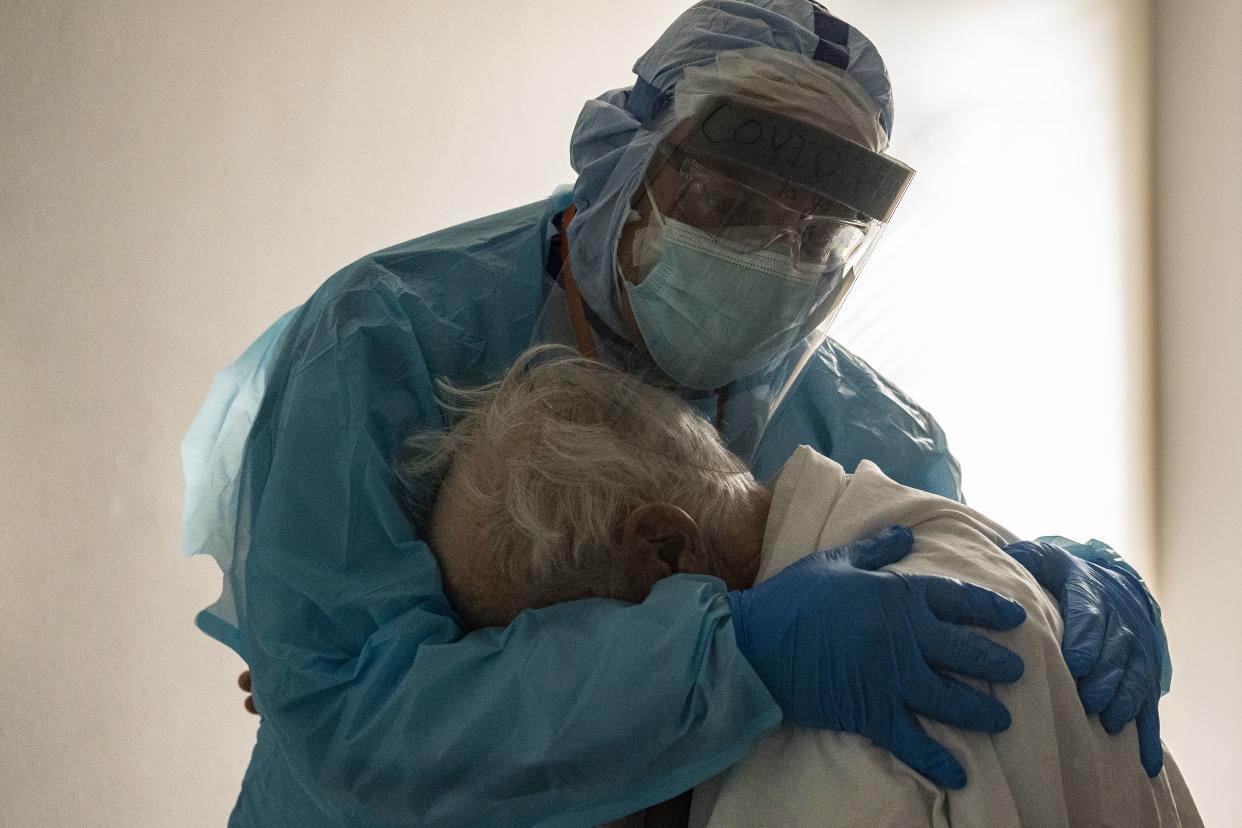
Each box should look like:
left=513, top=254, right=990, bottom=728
left=568, top=0, right=895, bottom=336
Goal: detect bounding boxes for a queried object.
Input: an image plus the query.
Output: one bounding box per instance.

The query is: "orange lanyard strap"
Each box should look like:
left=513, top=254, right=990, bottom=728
left=556, top=205, right=726, bottom=433
left=557, top=206, right=598, bottom=360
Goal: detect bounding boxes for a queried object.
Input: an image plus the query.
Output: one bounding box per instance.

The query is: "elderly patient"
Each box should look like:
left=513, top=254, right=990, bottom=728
left=399, top=345, right=1200, bottom=828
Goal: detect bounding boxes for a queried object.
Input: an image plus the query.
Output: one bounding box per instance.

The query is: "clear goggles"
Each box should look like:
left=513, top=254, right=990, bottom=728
left=648, top=149, right=873, bottom=273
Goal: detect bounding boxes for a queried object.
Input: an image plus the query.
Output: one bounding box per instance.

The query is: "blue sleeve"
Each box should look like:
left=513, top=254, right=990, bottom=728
left=1036, top=535, right=1173, bottom=695
left=233, top=285, right=782, bottom=827
left=751, top=338, right=963, bottom=501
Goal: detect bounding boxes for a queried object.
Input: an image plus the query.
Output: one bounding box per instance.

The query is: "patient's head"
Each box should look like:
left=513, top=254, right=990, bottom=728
left=399, top=345, right=770, bottom=629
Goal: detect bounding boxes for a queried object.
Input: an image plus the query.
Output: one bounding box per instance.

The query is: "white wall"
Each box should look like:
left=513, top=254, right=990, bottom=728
left=1152, top=1, right=1242, bottom=824
left=828, top=0, right=1155, bottom=579
left=1, top=1, right=1187, bottom=825
left=0, top=3, right=686, bottom=824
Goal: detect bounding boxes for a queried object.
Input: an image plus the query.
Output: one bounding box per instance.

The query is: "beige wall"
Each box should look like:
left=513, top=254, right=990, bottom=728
left=1153, top=0, right=1242, bottom=824
left=0, top=0, right=1221, bottom=824
left=0, top=2, right=686, bottom=824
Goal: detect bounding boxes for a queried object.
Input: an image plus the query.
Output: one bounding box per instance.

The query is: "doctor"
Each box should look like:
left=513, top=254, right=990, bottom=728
left=187, top=2, right=1169, bottom=825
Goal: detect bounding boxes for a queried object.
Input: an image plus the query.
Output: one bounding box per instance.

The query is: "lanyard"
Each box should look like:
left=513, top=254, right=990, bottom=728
left=557, top=206, right=597, bottom=360
left=556, top=206, right=728, bottom=432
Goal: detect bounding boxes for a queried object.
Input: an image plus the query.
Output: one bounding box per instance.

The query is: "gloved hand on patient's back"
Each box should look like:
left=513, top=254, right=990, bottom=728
left=726, top=525, right=1027, bottom=789
left=1004, top=539, right=1165, bottom=777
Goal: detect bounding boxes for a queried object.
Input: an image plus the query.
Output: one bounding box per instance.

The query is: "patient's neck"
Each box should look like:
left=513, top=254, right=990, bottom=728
left=703, top=485, right=772, bottom=591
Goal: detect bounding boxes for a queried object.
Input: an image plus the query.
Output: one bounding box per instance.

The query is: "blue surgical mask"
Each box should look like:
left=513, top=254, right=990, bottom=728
left=625, top=217, right=831, bottom=391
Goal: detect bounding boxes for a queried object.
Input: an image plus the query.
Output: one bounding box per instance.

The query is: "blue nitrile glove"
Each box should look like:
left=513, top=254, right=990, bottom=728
left=726, top=525, right=1027, bottom=789
left=1004, top=540, right=1164, bottom=777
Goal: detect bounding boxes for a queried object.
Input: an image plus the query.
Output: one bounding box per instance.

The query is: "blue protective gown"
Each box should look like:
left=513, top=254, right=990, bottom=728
left=186, top=1, right=1169, bottom=819
left=186, top=191, right=967, bottom=827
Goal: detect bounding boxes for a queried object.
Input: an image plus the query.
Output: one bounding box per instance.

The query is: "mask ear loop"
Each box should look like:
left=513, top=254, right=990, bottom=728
left=641, top=179, right=667, bottom=234
left=614, top=181, right=668, bottom=296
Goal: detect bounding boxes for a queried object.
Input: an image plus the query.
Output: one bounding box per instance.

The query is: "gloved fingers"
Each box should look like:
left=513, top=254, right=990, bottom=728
left=1135, top=697, right=1164, bottom=777
left=918, top=576, right=1026, bottom=631
left=1100, top=648, right=1151, bottom=734
left=1077, top=612, right=1132, bottom=714
left=906, top=669, right=1012, bottom=734
left=1059, top=583, right=1107, bottom=678
left=1004, top=541, right=1067, bottom=593
left=884, top=709, right=968, bottom=789
left=846, top=525, right=915, bottom=570
left=919, top=621, right=1024, bottom=683
left=239, top=670, right=257, bottom=715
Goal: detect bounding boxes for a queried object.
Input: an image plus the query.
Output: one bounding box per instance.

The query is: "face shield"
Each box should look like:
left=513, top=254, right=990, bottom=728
left=617, top=47, right=914, bottom=400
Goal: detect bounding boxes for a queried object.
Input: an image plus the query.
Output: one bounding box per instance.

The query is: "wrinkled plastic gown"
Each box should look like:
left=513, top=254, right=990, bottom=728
left=181, top=196, right=984, bottom=826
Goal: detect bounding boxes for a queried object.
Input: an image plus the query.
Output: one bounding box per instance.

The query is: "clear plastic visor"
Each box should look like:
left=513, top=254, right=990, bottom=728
left=614, top=49, right=914, bottom=410
left=645, top=144, right=874, bottom=274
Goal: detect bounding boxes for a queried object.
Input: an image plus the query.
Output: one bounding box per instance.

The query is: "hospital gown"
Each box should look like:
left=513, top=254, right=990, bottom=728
left=689, top=445, right=1201, bottom=828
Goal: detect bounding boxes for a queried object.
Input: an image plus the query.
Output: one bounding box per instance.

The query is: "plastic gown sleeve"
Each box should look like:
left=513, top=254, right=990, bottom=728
left=239, top=286, right=782, bottom=827
left=751, top=340, right=963, bottom=500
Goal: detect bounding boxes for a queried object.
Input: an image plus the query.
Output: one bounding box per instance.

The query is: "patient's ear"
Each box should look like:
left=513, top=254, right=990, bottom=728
left=619, top=502, right=708, bottom=579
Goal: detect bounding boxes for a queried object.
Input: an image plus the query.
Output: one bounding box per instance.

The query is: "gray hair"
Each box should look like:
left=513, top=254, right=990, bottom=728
left=398, top=345, right=759, bottom=627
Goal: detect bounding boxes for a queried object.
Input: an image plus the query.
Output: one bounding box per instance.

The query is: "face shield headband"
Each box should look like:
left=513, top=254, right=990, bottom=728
left=676, top=96, right=914, bottom=224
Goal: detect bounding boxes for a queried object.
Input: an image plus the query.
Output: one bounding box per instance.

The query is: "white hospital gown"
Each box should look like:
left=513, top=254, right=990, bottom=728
left=689, top=445, right=1201, bottom=828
